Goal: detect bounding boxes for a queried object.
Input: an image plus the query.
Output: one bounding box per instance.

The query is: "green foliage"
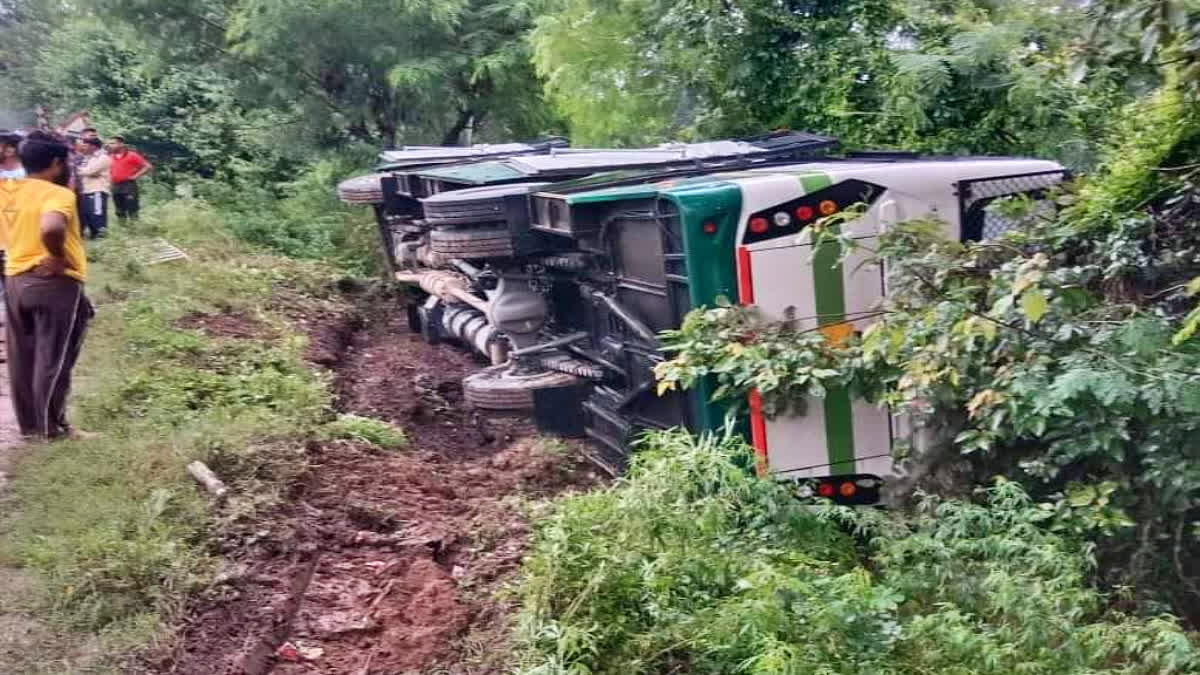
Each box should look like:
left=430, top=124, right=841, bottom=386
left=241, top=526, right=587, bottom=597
left=530, top=0, right=1137, bottom=163
left=655, top=301, right=850, bottom=417
left=187, top=157, right=385, bottom=274
left=1172, top=276, right=1200, bottom=344
left=530, top=0, right=682, bottom=145
left=1068, top=87, right=1200, bottom=230
left=532, top=0, right=902, bottom=146
left=4, top=15, right=298, bottom=183
left=515, top=430, right=1200, bottom=673
left=4, top=0, right=557, bottom=184
left=1078, top=1, right=1200, bottom=94
left=880, top=480, right=1199, bottom=674
left=515, top=428, right=873, bottom=674
left=323, top=414, right=408, bottom=450
left=225, top=0, right=461, bottom=145
left=95, top=0, right=558, bottom=147
left=880, top=0, right=1136, bottom=166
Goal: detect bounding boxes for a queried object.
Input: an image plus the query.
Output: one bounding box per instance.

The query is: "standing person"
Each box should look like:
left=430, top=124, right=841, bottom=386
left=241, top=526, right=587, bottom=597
left=0, top=130, right=93, bottom=439
left=75, top=137, right=111, bottom=239
left=108, top=136, right=151, bottom=222
left=66, top=132, right=83, bottom=211
left=0, top=132, right=21, bottom=350
left=1, top=133, right=25, bottom=178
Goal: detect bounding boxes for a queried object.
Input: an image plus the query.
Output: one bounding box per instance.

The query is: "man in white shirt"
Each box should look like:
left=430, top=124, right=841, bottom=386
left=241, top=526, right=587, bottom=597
left=75, top=137, right=111, bottom=239
left=0, top=133, right=25, bottom=179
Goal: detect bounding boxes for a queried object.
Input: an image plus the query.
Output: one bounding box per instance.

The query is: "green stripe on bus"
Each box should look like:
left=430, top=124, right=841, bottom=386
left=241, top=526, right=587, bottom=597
left=806, top=172, right=856, bottom=474
left=668, top=185, right=744, bottom=434
left=823, top=388, right=856, bottom=473
left=799, top=172, right=832, bottom=194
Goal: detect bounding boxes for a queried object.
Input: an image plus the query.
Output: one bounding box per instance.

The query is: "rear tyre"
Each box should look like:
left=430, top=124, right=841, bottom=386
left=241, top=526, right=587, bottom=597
left=337, top=173, right=388, bottom=204
left=429, top=226, right=515, bottom=259
left=422, top=182, right=549, bottom=226
left=463, top=364, right=581, bottom=411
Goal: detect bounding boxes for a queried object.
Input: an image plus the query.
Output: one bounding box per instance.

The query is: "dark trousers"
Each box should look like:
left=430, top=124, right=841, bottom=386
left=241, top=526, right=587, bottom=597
left=5, top=274, right=93, bottom=438
left=81, top=192, right=108, bottom=239
left=113, top=181, right=140, bottom=221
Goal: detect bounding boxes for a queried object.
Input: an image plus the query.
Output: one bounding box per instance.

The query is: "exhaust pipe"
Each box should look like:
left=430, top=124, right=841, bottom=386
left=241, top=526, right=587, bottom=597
left=440, top=304, right=508, bottom=364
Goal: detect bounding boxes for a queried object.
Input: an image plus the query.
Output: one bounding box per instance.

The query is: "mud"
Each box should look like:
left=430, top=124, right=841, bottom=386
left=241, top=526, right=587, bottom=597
left=177, top=311, right=273, bottom=341
left=154, top=301, right=600, bottom=674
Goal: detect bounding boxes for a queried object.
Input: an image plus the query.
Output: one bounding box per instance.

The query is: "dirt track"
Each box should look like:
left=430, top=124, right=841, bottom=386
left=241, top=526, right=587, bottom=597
left=155, top=301, right=600, bottom=674
left=0, top=335, right=21, bottom=488
left=0, top=324, right=60, bottom=673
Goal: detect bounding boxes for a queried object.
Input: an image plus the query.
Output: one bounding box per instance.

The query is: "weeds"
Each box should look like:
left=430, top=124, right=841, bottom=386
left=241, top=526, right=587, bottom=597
left=514, top=429, right=1200, bottom=674
left=186, top=158, right=384, bottom=276
left=323, top=414, right=408, bottom=451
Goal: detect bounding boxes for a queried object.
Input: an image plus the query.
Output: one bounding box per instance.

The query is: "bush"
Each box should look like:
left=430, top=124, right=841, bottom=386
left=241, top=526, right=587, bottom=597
left=323, top=414, right=408, bottom=451
left=178, top=155, right=384, bottom=276
left=514, top=429, right=1199, bottom=674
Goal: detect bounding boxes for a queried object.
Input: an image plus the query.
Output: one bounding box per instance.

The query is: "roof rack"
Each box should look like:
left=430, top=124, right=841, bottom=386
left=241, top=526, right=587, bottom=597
left=376, top=136, right=569, bottom=170
left=844, top=150, right=922, bottom=160
left=410, top=131, right=838, bottom=186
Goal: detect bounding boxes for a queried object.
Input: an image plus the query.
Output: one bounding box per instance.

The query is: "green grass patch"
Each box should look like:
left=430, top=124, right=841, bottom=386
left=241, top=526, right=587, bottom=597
left=322, top=413, right=408, bottom=450
left=514, top=429, right=1200, bottom=674
left=0, top=197, right=352, bottom=643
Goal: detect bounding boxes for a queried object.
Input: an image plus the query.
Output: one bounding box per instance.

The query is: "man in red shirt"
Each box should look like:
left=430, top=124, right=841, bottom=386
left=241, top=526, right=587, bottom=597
left=108, top=135, right=152, bottom=221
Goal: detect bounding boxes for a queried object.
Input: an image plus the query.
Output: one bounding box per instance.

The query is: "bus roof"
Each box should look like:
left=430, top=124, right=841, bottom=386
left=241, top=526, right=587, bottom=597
left=406, top=132, right=838, bottom=184
left=547, top=157, right=1065, bottom=205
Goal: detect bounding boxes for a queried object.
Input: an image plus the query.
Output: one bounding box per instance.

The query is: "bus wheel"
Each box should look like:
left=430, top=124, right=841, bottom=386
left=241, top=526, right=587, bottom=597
left=463, top=364, right=581, bottom=411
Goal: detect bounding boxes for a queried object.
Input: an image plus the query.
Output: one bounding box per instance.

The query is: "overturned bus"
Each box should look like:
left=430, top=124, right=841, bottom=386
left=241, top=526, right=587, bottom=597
left=339, top=137, right=1065, bottom=502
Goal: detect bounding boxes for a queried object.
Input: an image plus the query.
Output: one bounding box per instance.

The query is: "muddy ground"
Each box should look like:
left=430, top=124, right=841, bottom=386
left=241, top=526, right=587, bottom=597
left=153, top=297, right=603, bottom=674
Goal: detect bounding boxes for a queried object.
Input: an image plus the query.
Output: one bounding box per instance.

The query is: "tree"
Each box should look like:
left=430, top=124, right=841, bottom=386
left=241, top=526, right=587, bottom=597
left=1077, top=0, right=1200, bottom=92
left=878, top=0, right=1140, bottom=166
left=529, top=0, right=1136, bottom=162
left=0, top=0, right=65, bottom=119
left=84, top=0, right=557, bottom=147
left=531, top=0, right=902, bottom=145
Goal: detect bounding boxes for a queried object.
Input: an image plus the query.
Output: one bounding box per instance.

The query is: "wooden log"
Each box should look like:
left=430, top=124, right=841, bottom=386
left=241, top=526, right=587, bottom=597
left=187, top=460, right=229, bottom=499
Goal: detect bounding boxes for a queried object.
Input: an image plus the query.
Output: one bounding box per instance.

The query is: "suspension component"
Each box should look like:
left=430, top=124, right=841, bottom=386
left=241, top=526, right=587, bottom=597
left=537, top=352, right=606, bottom=380
left=440, top=304, right=509, bottom=365
left=394, top=270, right=488, bottom=313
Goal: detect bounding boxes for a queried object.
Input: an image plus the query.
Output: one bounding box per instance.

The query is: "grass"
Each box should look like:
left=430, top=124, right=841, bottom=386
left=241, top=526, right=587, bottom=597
left=0, top=196, right=381, bottom=670
left=323, top=413, right=408, bottom=450
left=513, top=429, right=1200, bottom=675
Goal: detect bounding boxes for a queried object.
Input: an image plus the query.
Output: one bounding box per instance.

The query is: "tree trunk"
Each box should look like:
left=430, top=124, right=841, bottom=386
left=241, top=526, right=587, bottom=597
left=348, top=117, right=374, bottom=144
left=441, top=108, right=474, bottom=146
left=377, top=119, right=397, bottom=149
left=366, top=85, right=399, bottom=148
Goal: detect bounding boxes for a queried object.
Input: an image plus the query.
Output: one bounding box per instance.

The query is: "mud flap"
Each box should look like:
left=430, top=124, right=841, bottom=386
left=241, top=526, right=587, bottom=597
left=532, top=383, right=591, bottom=437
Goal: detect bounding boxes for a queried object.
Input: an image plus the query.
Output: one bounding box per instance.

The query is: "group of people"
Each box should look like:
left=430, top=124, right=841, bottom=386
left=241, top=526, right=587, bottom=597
left=0, top=128, right=151, bottom=440
left=72, top=128, right=154, bottom=239
left=1, top=127, right=153, bottom=239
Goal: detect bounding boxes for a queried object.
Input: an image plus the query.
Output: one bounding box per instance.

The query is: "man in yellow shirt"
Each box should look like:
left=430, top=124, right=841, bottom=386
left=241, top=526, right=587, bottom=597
left=0, top=131, right=93, bottom=439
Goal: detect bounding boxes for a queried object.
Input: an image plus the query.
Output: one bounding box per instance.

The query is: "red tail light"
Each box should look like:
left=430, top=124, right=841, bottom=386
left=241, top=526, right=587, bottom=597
left=818, top=482, right=835, bottom=498
left=794, top=205, right=815, bottom=221
left=702, top=221, right=718, bottom=235
left=749, top=217, right=769, bottom=234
